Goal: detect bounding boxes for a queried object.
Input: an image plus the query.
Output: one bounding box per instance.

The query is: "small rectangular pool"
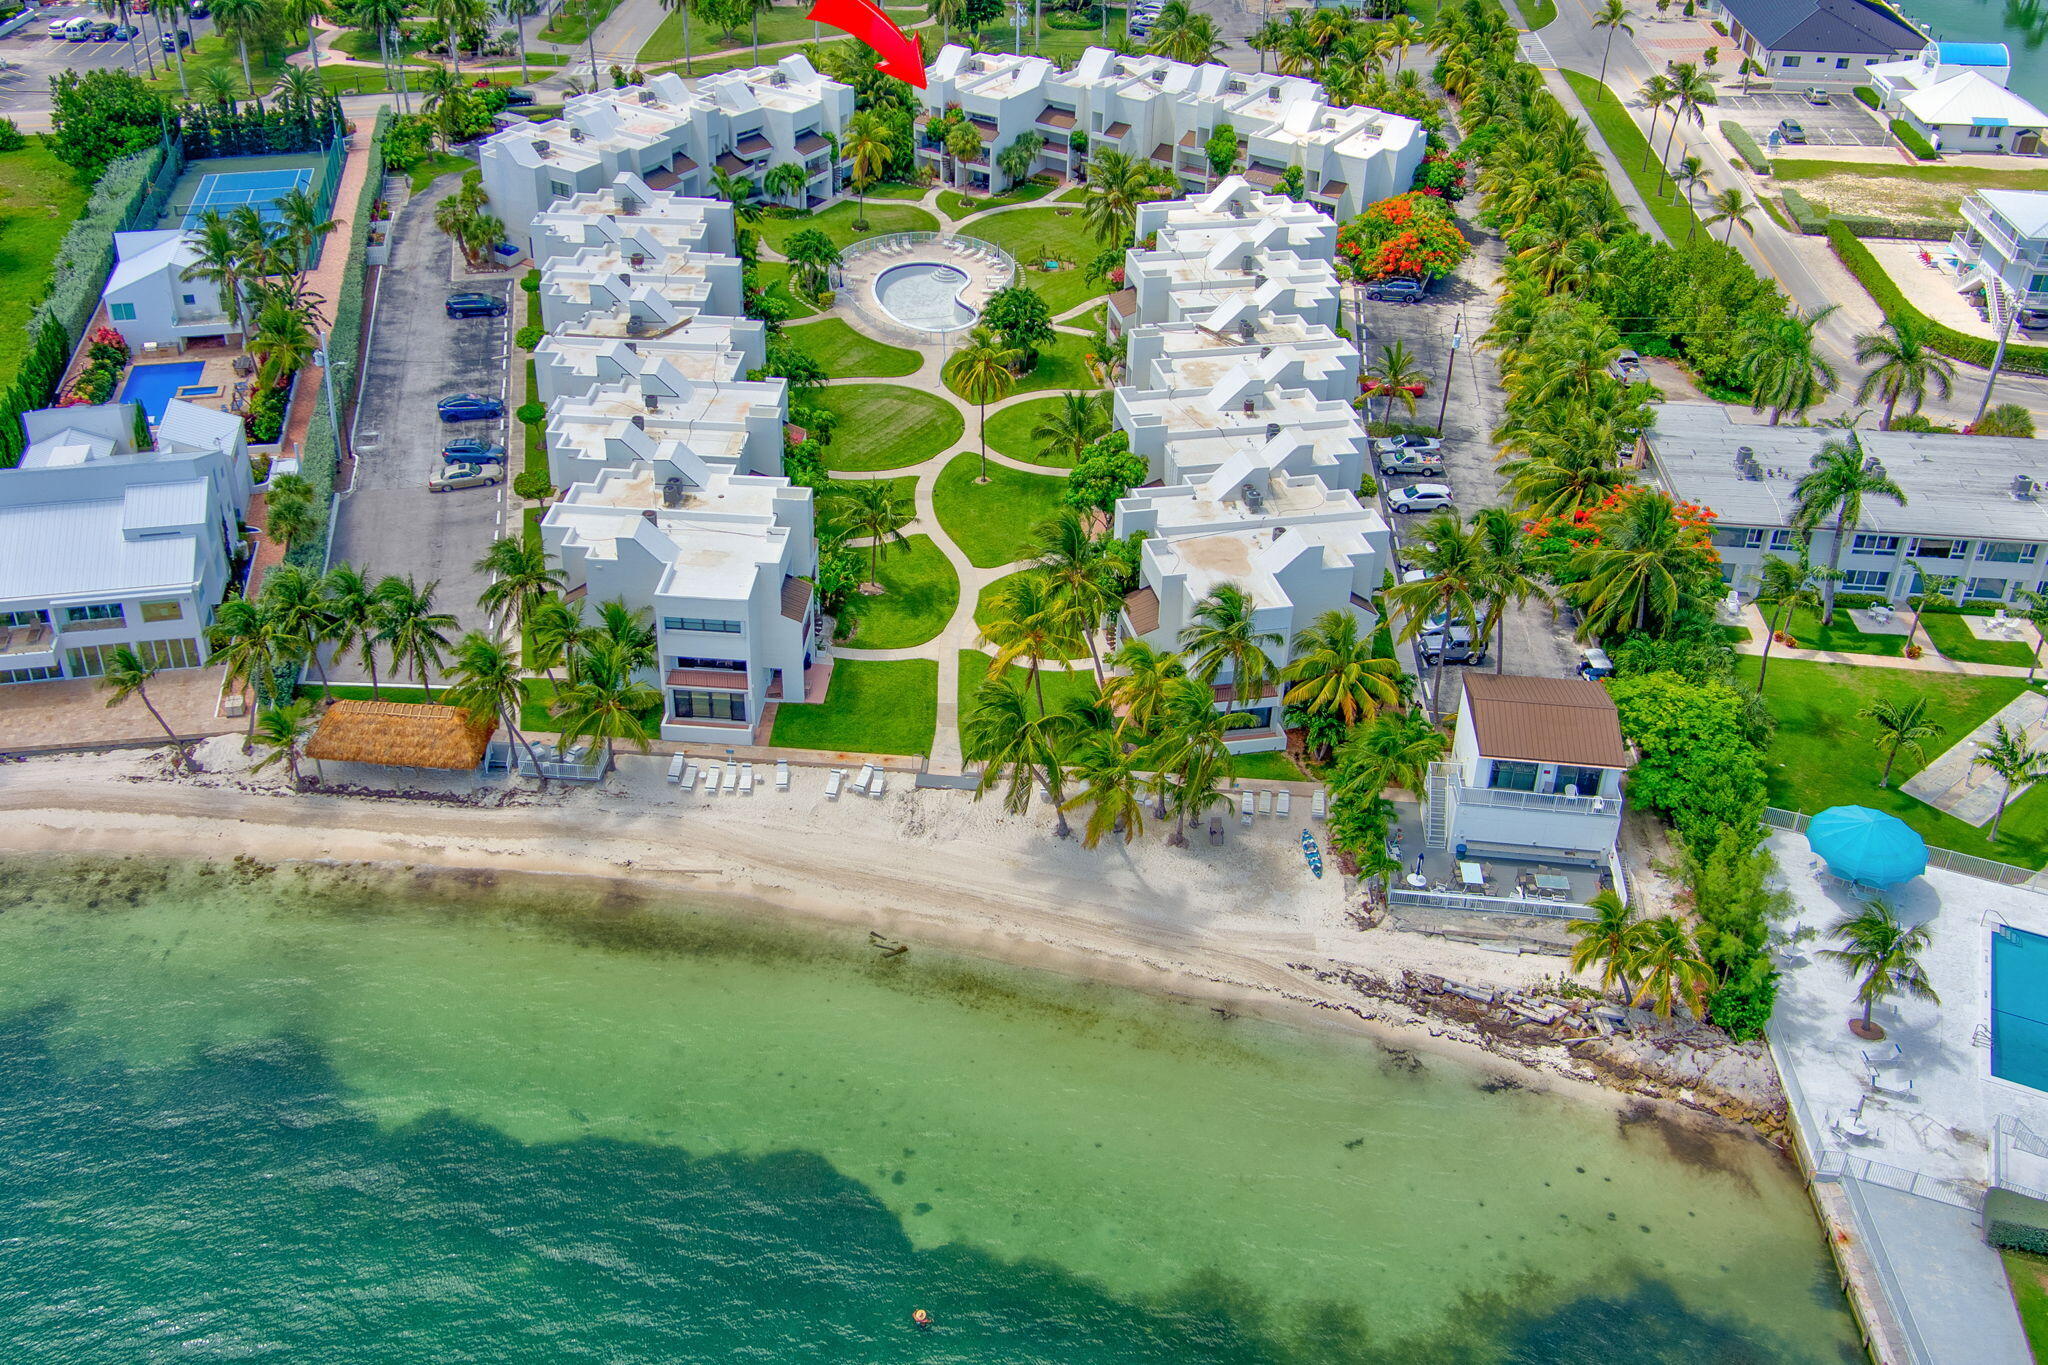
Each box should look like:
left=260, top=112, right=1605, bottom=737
left=1992, top=926, right=2048, bottom=1092
left=119, top=362, right=206, bottom=423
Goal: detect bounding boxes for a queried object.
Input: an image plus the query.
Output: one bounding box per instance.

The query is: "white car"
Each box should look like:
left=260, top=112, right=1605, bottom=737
left=1371, top=433, right=1442, bottom=456
left=1388, top=482, right=1453, bottom=514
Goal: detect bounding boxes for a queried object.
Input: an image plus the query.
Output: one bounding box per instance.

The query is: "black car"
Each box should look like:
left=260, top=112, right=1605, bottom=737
left=442, top=438, right=507, bottom=466
left=502, top=88, right=538, bottom=106
left=437, top=393, right=506, bottom=423
left=1365, top=277, right=1426, bottom=304
left=446, top=292, right=507, bottom=319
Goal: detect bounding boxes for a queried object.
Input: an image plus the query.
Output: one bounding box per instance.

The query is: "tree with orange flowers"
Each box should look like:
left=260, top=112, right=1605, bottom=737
left=1337, top=192, right=1472, bottom=282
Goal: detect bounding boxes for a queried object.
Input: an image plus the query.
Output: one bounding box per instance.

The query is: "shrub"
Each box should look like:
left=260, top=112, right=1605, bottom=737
left=0, top=117, right=23, bottom=153
left=512, top=470, right=553, bottom=500
left=1828, top=222, right=2048, bottom=376
left=1707, top=956, right=1779, bottom=1041
left=1777, top=186, right=1827, bottom=234
left=1710, top=18, right=1728, bottom=33
left=515, top=400, right=546, bottom=425
left=520, top=269, right=541, bottom=293
left=515, top=324, right=543, bottom=351
left=1721, top=121, right=1769, bottom=173
left=246, top=379, right=290, bottom=444
left=1853, top=85, right=1880, bottom=109
left=1986, top=1189, right=2048, bottom=1256
left=1891, top=118, right=1938, bottom=160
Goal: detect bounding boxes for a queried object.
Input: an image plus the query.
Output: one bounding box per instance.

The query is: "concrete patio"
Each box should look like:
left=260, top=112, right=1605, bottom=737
left=0, top=666, right=243, bottom=755
left=1901, top=690, right=2048, bottom=825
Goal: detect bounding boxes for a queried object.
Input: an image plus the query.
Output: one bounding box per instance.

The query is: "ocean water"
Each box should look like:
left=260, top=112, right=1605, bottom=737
left=1896, top=0, right=2048, bottom=105
left=0, top=856, right=1863, bottom=1364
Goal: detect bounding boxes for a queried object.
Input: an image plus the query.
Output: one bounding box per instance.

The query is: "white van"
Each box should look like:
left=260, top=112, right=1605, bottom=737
left=63, top=16, right=96, bottom=39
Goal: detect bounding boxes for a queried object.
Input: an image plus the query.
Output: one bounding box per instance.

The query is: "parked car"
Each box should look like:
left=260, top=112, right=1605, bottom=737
left=1576, top=646, right=1615, bottom=680
left=1372, top=433, right=1441, bottom=455
left=1419, top=624, right=1487, bottom=666
left=1777, top=119, right=1807, bottom=144
left=113, top=23, right=139, bottom=37
left=188, top=0, right=208, bottom=15
left=1388, top=482, right=1453, bottom=514
left=437, top=393, right=505, bottom=423
left=502, top=87, right=537, bottom=105
left=1400, top=567, right=1434, bottom=585
left=62, top=16, right=93, bottom=38
left=445, top=291, right=507, bottom=319
left=161, top=26, right=190, bottom=48
left=1608, top=348, right=1646, bottom=382
left=2020, top=307, right=2048, bottom=332
left=429, top=463, right=503, bottom=492
left=1377, top=450, right=1445, bottom=477
left=47, top=16, right=71, bottom=36
left=1365, top=276, right=1426, bottom=304
left=89, top=19, right=118, bottom=39
left=442, top=438, right=507, bottom=466
left=1804, top=86, right=1831, bottom=105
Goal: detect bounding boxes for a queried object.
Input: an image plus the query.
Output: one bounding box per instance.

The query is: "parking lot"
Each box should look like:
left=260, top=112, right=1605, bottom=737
left=1719, top=91, right=1892, bottom=148
left=329, top=176, right=514, bottom=681
left=0, top=3, right=215, bottom=114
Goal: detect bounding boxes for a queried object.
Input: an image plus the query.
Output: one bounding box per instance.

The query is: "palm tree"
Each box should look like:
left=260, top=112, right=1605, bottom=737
left=1102, top=639, right=1184, bottom=741
left=829, top=480, right=911, bottom=588
left=1701, top=187, right=1753, bottom=245
left=979, top=571, right=1079, bottom=714
left=1566, top=890, right=1641, bottom=1001
left=272, top=0, right=326, bottom=70
left=264, top=484, right=320, bottom=555
left=1749, top=550, right=1826, bottom=693
left=710, top=166, right=760, bottom=223
left=747, top=0, right=774, bottom=61
left=526, top=596, right=583, bottom=690
left=208, top=0, right=267, bottom=94
left=502, top=0, right=540, bottom=79
left=208, top=599, right=301, bottom=751
left=1080, top=149, right=1171, bottom=246
left=582, top=598, right=656, bottom=672
left=1060, top=728, right=1148, bottom=847
left=249, top=700, right=317, bottom=788
left=1147, top=672, right=1238, bottom=846
left=1149, top=5, right=1223, bottom=63
left=782, top=227, right=842, bottom=298
left=550, top=639, right=659, bottom=773
left=1820, top=899, right=1938, bottom=1038
left=182, top=211, right=247, bottom=334
left=1385, top=510, right=1480, bottom=719
left=355, top=0, right=409, bottom=110
left=841, top=111, right=893, bottom=231
left=445, top=631, right=547, bottom=784
left=1029, top=508, right=1117, bottom=685
left=1330, top=707, right=1445, bottom=806
left=319, top=562, right=382, bottom=697
left=98, top=645, right=189, bottom=770
left=1739, top=304, right=1839, bottom=425
left=430, top=0, right=487, bottom=74
left=1281, top=610, right=1402, bottom=732
left=1470, top=507, right=1549, bottom=674
left=1974, top=403, right=2037, bottom=438
left=1249, top=14, right=1287, bottom=72
left=475, top=535, right=566, bottom=640
left=248, top=295, right=316, bottom=387
left=273, top=188, right=338, bottom=275
left=1591, top=0, right=1632, bottom=88
left=1179, top=583, right=1282, bottom=710
left=1853, top=316, right=1957, bottom=430
left=1657, top=62, right=1716, bottom=191
left=258, top=562, right=335, bottom=694
left=1569, top=491, right=1717, bottom=640
left=1901, top=558, right=1960, bottom=656
left=1363, top=339, right=1426, bottom=422
left=373, top=574, right=457, bottom=701
left=1628, top=916, right=1715, bottom=1018
left=1793, top=435, right=1905, bottom=624
left=1975, top=721, right=2045, bottom=843
left=658, top=0, right=692, bottom=75
left=1669, top=156, right=1709, bottom=237
left=962, top=672, right=1076, bottom=835
left=946, top=328, right=1019, bottom=481
left=1634, top=74, right=1675, bottom=171
left=762, top=160, right=810, bottom=210
left=1861, top=696, right=1944, bottom=788
left=1031, top=390, right=1110, bottom=467
left=2015, top=587, right=2048, bottom=683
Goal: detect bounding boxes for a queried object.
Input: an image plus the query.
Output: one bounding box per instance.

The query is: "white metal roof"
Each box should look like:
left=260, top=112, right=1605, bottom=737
left=0, top=496, right=202, bottom=600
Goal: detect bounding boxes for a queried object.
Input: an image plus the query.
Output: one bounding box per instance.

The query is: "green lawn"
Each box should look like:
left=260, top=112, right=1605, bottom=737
left=1511, top=0, right=1556, bottom=27
left=837, top=535, right=958, bottom=649
left=937, top=180, right=1058, bottom=221
left=785, top=317, right=921, bottom=378
left=955, top=649, right=1099, bottom=722
left=817, top=384, right=964, bottom=470
left=541, top=0, right=620, bottom=45
left=971, top=11, right=1127, bottom=62
left=1921, top=612, right=2040, bottom=668
left=0, top=143, right=89, bottom=392
left=947, top=332, right=1098, bottom=403
left=983, top=394, right=1089, bottom=467
left=1777, top=604, right=1908, bottom=657
left=1771, top=159, right=2048, bottom=192
left=757, top=201, right=941, bottom=254
left=637, top=5, right=830, bottom=62
left=1742, top=657, right=2048, bottom=866
left=770, top=657, right=937, bottom=756
left=752, top=261, right=819, bottom=320
left=933, top=452, right=1068, bottom=568
left=2003, top=1250, right=2048, bottom=1363
left=973, top=568, right=1085, bottom=658
left=968, top=208, right=1113, bottom=312
left=819, top=474, right=918, bottom=537
left=1233, top=750, right=1309, bottom=781
left=865, top=182, right=932, bottom=201
left=408, top=152, right=473, bottom=194
left=1560, top=71, right=1706, bottom=244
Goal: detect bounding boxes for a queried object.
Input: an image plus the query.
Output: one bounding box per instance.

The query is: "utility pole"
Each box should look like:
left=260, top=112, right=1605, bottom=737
left=1434, top=317, right=1464, bottom=436
left=1977, top=279, right=2018, bottom=424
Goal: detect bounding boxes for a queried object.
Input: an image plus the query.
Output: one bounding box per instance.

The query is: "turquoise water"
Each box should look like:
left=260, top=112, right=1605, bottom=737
left=0, top=856, right=1864, bottom=1363
left=1897, top=0, right=2048, bottom=105
left=1992, top=925, right=2048, bottom=1090
left=117, top=362, right=204, bottom=423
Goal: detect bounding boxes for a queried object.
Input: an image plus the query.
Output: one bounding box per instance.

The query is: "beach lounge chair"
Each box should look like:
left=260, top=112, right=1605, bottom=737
left=720, top=762, right=737, bottom=795
left=870, top=771, right=887, bottom=798
left=826, top=768, right=845, bottom=800
left=1239, top=792, right=1254, bottom=827
left=1861, top=1043, right=1904, bottom=1068
left=1208, top=816, right=1223, bottom=845
left=680, top=763, right=699, bottom=793
left=1257, top=790, right=1272, bottom=816
left=739, top=763, right=755, bottom=795
left=853, top=763, right=875, bottom=795
left=667, top=754, right=686, bottom=784
left=1312, top=790, right=1326, bottom=820
left=1867, top=1066, right=1914, bottom=1096
left=775, top=760, right=791, bottom=791
left=1275, top=791, right=1291, bottom=817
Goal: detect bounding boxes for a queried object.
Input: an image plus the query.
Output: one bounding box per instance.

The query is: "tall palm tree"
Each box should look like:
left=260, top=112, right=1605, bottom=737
left=1385, top=510, right=1480, bottom=719
left=208, top=599, right=302, bottom=751
left=748, top=0, right=773, bottom=61
left=1363, top=339, right=1426, bottom=422
left=249, top=700, right=317, bottom=788
left=1701, top=187, right=1753, bottom=245
left=430, top=0, right=487, bottom=74
left=1749, top=550, right=1827, bottom=693
left=1031, top=390, right=1111, bottom=467
left=1148, top=4, right=1223, bottom=63
left=272, top=0, right=326, bottom=70
left=1820, top=899, right=1938, bottom=1037
left=762, top=160, right=810, bottom=210
left=840, top=111, right=893, bottom=231
left=373, top=574, right=458, bottom=701
left=1281, top=610, right=1402, bottom=731
left=710, top=166, right=761, bottom=223
left=962, top=672, right=1076, bottom=836
left=1029, top=508, right=1117, bottom=686
left=1081, top=149, right=1171, bottom=246
left=273, top=188, right=339, bottom=274
left=98, top=646, right=189, bottom=770
left=1974, top=721, right=2045, bottom=843
left=1628, top=916, right=1715, bottom=1018
left=1793, top=435, right=1905, bottom=624
left=1102, top=639, right=1184, bottom=741
left=1147, top=672, right=1237, bottom=847
left=1860, top=696, right=1944, bottom=788
left=526, top=596, right=583, bottom=691
left=445, top=631, right=547, bottom=784
left=1249, top=14, right=1287, bottom=72
left=549, top=639, right=659, bottom=773
left=1179, top=583, right=1282, bottom=710
left=946, top=328, right=1019, bottom=481
left=181, top=211, right=247, bottom=334
left=1634, top=74, right=1675, bottom=171
left=829, top=480, right=911, bottom=588
left=1470, top=507, right=1549, bottom=674
left=208, top=0, right=267, bottom=95
left=1739, top=304, right=1839, bottom=425
left=1566, top=890, right=1642, bottom=1001
left=502, top=0, right=540, bottom=80
left=658, top=0, right=693, bottom=75
left=1669, top=156, right=1709, bottom=237
left=582, top=598, right=656, bottom=672
left=475, top=535, right=567, bottom=640
left=979, top=571, right=1079, bottom=714
left=1569, top=491, right=1717, bottom=640
left=1656, top=62, right=1716, bottom=191
left=259, top=562, right=335, bottom=694
left=1060, top=728, right=1148, bottom=847
left=1853, top=316, right=1957, bottom=431
left=1901, top=558, right=1960, bottom=656
left=2015, top=587, right=2048, bottom=683
left=1590, top=0, right=1632, bottom=88
left=321, top=562, right=382, bottom=697
left=355, top=0, right=411, bottom=111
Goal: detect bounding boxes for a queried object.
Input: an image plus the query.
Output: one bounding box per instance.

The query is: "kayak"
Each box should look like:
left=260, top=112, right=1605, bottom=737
left=1300, top=829, right=1323, bottom=879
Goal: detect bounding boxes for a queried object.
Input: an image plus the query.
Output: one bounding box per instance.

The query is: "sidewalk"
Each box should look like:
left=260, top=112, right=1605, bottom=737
left=1735, top=604, right=2046, bottom=679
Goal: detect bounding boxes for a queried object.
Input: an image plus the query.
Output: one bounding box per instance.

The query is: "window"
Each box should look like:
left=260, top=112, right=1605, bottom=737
left=1909, top=537, right=1968, bottom=559
left=63, top=603, right=124, bottom=627
left=109, top=302, right=137, bottom=322
left=669, top=689, right=748, bottom=722
left=1769, top=530, right=1798, bottom=551
left=1979, top=542, right=2039, bottom=564
left=1712, top=527, right=1765, bottom=549
left=662, top=616, right=743, bottom=634
left=0, top=665, right=60, bottom=685
left=1836, top=57, right=1850, bottom=68
left=1967, top=576, right=2012, bottom=600
left=135, top=638, right=200, bottom=669
left=1782, top=55, right=1800, bottom=67
left=671, top=654, right=746, bottom=672
left=1551, top=766, right=1605, bottom=798
left=139, top=599, right=184, bottom=623
left=1488, top=760, right=1539, bottom=792
left=181, top=293, right=197, bottom=306
left=1841, top=569, right=1891, bottom=592
left=1, top=609, right=48, bottom=628
left=1850, top=533, right=1901, bottom=555
left=549, top=179, right=572, bottom=199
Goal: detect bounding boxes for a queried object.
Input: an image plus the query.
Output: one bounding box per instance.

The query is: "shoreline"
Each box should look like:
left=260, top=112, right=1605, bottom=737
left=0, top=739, right=1785, bottom=1150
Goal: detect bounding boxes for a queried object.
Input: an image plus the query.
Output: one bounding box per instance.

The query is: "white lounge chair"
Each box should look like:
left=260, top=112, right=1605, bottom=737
left=853, top=763, right=876, bottom=795
left=1275, top=790, right=1291, bottom=817
left=681, top=763, right=700, bottom=792
left=1312, top=790, right=1326, bottom=820
left=775, top=760, right=791, bottom=791
left=667, top=754, right=686, bottom=784
left=720, top=762, right=737, bottom=795
left=870, top=771, right=887, bottom=798
left=826, top=768, right=845, bottom=800
left=1257, top=790, right=1272, bottom=816
left=1239, top=792, right=1254, bottom=827
left=739, top=762, right=755, bottom=794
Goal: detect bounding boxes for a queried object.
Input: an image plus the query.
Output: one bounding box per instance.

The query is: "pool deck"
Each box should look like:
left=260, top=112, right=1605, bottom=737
left=837, top=234, right=1016, bottom=346
left=1766, top=830, right=2045, bottom=1363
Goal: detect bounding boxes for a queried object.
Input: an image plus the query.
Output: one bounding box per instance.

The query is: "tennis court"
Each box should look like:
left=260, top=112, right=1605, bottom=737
left=176, top=167, right=315, bottom=229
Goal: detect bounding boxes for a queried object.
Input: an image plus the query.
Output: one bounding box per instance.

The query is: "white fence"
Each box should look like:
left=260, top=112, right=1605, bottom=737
left=1763, top=806, right=2045, bottom=889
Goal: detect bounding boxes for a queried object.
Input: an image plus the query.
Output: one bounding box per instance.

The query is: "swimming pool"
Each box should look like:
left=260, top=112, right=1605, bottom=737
left=873, top=262, right=976, bottom=333
left=1992, top=925, right=2048, bottom=1091
left=119, top=362, right=206, bottom=423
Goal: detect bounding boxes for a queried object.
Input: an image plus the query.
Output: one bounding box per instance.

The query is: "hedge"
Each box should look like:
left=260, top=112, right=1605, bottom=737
left=288, top=108, right=390, bottom=574
left=1853, top=85, right=1880, bottom=109
left=1710, top=18, right=1728, bottom=33
left=1721, top=121, right=1770, bottom=174
left=1777, top=185, right=1953, bottom=240
left=1986, top=1188, right=2048, bottom=1255
left=1828, top=222, right=2048, bottom=376
left=1891, top=118, right=1939, bottom=160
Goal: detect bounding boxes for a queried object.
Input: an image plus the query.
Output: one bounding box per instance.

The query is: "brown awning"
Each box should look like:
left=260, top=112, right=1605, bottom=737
left=1122, top=586, right=1159, bottom=634
left=971, top=116, right=999, bottom=140
left=1316, top=179, right=1347, bottom=198
left=1458, top=673, right=1630, bottom=769
left=735, top=131, right=772, bottom=157
left=666, top=667, right=748, bottom=689
left=1148, top=143, right=1172, bottom=163
left=305, top=700, right=495, bottom=770
left=715, top=151, right=749, bottom=176
left=1106, top=287, right=1137, bottom=316
left=1179, top=129, right=1200, bottom=147
left=781, top=574, right=813, bottom=622
left=1211, top=683, right=1280, bottom=706
left=1036, top=104, right=1076, bottom=129
left=1243, top=164, right=1284, bottom=187
left=1104, top=120, right=1130, bottom=138
left=671, top=153, right=700, bottom=172
left=644, top=168, right=683, bottom=190
left=794, top=132, right=829, bottom=155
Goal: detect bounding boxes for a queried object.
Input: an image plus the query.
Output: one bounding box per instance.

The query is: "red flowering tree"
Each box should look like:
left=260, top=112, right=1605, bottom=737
left=1337, top=192, right=1472, bottom=282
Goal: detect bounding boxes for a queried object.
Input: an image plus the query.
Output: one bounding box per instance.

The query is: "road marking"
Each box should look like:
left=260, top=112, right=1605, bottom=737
left=1518, top=31, right=1555, bottom=68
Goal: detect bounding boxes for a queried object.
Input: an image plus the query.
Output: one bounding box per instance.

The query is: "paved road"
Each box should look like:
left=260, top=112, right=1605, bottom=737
left=328, top=175, right=514, bottom=681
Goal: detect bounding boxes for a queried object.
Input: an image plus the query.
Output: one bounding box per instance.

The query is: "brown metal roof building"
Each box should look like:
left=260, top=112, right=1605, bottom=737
left=1456, top=674, right=1629, bottom=769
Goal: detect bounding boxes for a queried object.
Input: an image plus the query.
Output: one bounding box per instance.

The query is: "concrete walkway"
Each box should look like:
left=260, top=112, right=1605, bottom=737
left=1901, top=689, right=2048, bottom=825
left=1737, top=604, right=2048, bottom=679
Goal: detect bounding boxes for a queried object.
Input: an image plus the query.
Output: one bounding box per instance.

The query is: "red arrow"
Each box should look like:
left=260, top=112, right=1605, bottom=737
left=807, top=0, right=927, bottom=88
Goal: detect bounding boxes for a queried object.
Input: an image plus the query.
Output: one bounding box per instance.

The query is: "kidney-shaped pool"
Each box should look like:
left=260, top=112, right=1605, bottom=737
left=874, top=262, right=976, bottom=333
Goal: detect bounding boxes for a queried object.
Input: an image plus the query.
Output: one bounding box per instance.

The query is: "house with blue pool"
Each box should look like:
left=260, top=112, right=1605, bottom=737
left=0, top=399, right=250, bottom=685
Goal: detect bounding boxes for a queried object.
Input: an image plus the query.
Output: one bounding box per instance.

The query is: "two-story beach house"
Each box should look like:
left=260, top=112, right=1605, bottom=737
left=99, top=230, right=239, bottom=350
left=1950, top=189, right=2048, bottom=315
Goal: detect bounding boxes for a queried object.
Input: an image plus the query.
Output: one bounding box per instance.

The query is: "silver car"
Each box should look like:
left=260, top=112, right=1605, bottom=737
left=1388, top=482, right=1453, bottom=514
left=428, top=462, right=503, bottom=492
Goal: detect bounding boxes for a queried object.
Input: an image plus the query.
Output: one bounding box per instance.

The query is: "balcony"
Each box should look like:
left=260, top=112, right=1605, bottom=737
left=1453, top=784, right=1615, bottom=815
left=0, top=623, right=55, bottom=657
left=1386, top=802, right=1623, bottom=922
left=1960, top=199, right=2048, bottom=268
left=59, top=615, right=125, bottom=634
left=665, top=667, right=749, bottom=690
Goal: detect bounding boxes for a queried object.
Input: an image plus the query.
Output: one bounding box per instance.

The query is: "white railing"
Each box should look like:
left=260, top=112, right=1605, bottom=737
left=1455, top=784, right=1616, bottom=815
left=837, top=231, right=1018, bottom=348
left=1387, top=886, right=1588, bottom=921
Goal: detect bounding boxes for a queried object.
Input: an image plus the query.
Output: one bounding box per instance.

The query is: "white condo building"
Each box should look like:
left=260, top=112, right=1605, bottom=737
left=531, top=172, right=739, bottom=267
left=481, top=57, right=856, bottom=254
left=916, top=45, right=1423, bottom=218
left=1115, top=353, right=1370, bottom=492
left=0, top=399, right=250, bottom=684
left=543, top=365, right=788, bottom=490
left=1124, top=308, right=1358, bottom=402
left=531, top=323, right=767, bottom=407
left=538, top=243, right=746, bottom=334
left=1110, top=179, right=1345, bottom=337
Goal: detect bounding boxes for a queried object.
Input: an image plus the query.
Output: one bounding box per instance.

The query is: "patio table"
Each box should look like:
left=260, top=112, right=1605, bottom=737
left=1533, top=874, right=1572, bottom=899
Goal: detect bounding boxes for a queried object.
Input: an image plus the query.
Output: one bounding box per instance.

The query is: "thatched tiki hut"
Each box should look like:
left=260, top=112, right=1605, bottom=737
left=305, top=700, right=497, bottom=776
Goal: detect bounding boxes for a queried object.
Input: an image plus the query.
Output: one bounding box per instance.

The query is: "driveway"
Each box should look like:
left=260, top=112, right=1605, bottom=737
left=329, top=174, right=513, bottom=682
left=1718, top=91, right=1891, bottom=149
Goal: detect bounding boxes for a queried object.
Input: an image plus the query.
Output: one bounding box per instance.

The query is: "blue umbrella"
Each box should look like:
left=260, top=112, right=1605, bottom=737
left=1805, top=806, right=1928, bottom=887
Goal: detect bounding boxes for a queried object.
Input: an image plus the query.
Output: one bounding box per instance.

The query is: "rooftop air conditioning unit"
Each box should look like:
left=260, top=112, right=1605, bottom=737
left=569, top=126, right=585, bottom=142
left=1242, top=398, right=1255, bottom=415
left=2015, top=474, right=2035, bottom=500
left=629, top=252, right=646, bottom=268
left=642, top=508, right=658, bottom=523
left=1241, top=254, right=1256, bottom=273
left=639, top=89, right=657, bottom=105
left=644, top=392, right=659, bottom=411
left=663, top=476, right=684, bottom=507
left=1238, top=321, right=1255, bottom=341
left=1265, top=422, right=1280, bottom=439
left=620, top=195, right=642, bottom=215
left=632, top=413, right=646, bottom=429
